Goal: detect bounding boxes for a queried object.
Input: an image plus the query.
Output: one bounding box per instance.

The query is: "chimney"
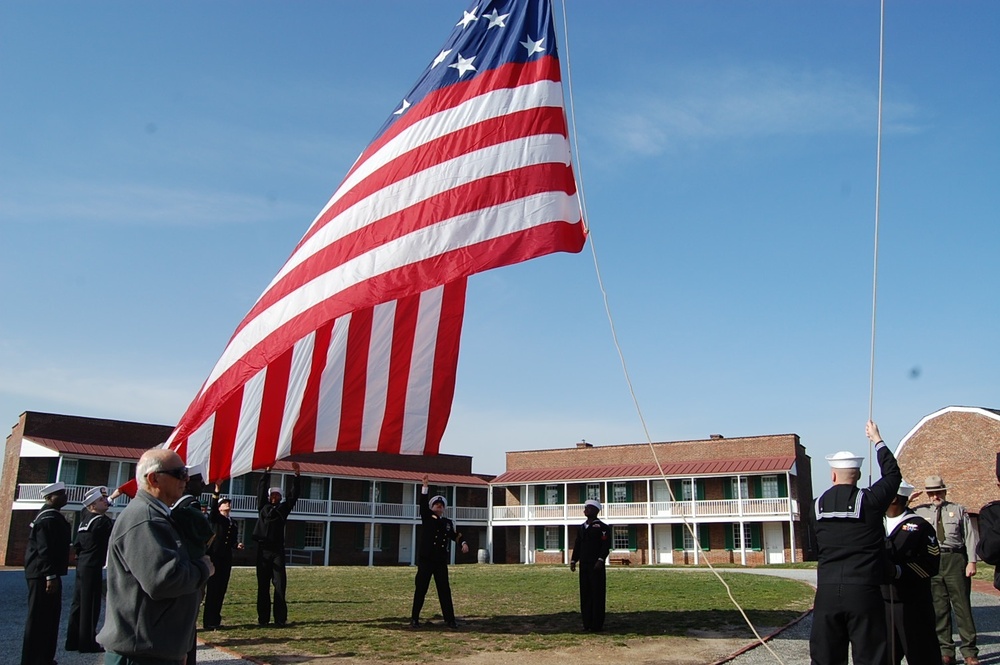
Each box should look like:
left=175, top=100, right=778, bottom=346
left=576, top=440, right=593, bottom=449
left=709, top=434, right=724, bottom=440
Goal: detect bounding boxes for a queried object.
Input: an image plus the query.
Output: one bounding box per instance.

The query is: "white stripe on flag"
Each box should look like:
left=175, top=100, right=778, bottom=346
left=400, top=286, right=446, bottom=454
left=360, top=300, right=397, bottom=452
left=315, top=314, right=351, bottom=452
left=275, top=332, right=316, bottom=463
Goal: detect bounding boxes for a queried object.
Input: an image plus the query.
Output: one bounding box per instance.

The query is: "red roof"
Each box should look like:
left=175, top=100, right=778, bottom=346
left=490, top=456, right=796, bottom=484
left=25, top=437, right=489, bottom=486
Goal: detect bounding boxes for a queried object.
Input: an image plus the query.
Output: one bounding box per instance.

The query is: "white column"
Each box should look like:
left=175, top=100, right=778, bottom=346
left=368, top=481, right=376, bottom=567
left=487, top=484, right=494, bottom=564
left=410, top=483, right=418, bottom=566
left=647, top=522, right=654, bottom=566
left=739, top=521, right=746, bottom=566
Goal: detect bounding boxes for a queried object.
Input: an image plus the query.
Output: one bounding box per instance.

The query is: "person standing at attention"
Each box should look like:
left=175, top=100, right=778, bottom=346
left=809, top=420, right=901, bottom=665
left=912, top=475, right=980, bottom=665
left=253, top=462, right=300, bottom=627
left=66, top=485, right=113, bottom=654
left=22, top=481, right=71, bottom=665
left=570, top=498, right=612, bottom=632
left=410, top=474, right=468, bottom=629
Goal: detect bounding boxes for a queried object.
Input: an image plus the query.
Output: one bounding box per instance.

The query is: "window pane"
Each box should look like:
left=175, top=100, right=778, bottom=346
left=681, top=480, right=694, bottom=501
left=682, top=526, right=695, bottom=551
left=732, top=523, right=753, bottom=549
left=613, top=483, right=627, bottom=503
left=613, top=525, right=630, bottom=550
left=586, top=484, right=601, bottom=501
left=544, top=526, right=561, bottom=550
left=545, top=485, right=559, bottom=506
left=731, top=477, right=748, bottom=499
left=230, top=475, right=246, bottom=496
left=362, top=523, right=382, bottom=552
left=305, top=522, right=324, bottom=548
left=762, top=476, right=780, bottom=499
left=60, top=459, right=78, bottom=485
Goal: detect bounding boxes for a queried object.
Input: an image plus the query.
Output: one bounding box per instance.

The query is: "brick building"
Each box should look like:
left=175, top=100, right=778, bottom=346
left=895, top=406, right=1000, bottom=514
left=2, top=411, right=490, bottom=567
left=488, top=434, right=814, bottom=566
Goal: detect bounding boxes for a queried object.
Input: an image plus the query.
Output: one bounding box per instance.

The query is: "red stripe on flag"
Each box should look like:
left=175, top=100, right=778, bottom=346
left=424, top=279, right=467, bottom=455
left=337, top=309, right=373, bottom=452
left=376, top=292, right=421, bottom=455
left=208, top=386, right=244, bottom=482
left=251, top=346, right=293, bottom=470
left=291, top=321, right=334, bottom=455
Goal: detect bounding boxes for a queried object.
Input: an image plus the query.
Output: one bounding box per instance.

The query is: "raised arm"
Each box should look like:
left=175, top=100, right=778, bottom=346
left=865, top=421, right=901, bottom=511
left=281, top=462, right=302, bottom=516
left=257, top=469, right=270, bottom=511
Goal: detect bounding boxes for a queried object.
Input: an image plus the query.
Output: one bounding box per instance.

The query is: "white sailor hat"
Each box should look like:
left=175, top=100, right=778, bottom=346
left=584, top=499, right=602, bottom=512
left=185, top=462, right=207, bottom=479
left=897, top=482, right=915, bottom=498
left=82, top=486, right=108, bottom=507
left=825, top=451, right=864, bottom=469
left=429, top=495, right=447, bottom=508
left=40, top=481, right=66, bottom=497
left=268, top=486, right=283, bottom=496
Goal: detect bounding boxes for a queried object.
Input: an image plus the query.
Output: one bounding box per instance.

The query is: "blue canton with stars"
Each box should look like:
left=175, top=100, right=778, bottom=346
left=372, top=0, right=558, bottom=139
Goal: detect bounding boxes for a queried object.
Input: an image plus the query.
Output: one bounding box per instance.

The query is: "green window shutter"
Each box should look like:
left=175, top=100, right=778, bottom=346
left=751, top=524, right=763, bottom=551
left=696, top=480, right=705, bottom=501
left=699, top=524, right=710, bottom=551
left=355, top=524, right=365, bottom=550
left=294, top=523, right=305, bottom=548
left=627, top=526, right=637, bottom=551
left=77, top=460, right=89, bottom=484
left=752, top=477, right=763, bottom=498
left=725, top=524, right=734, bottom=550
left=557, top=485, right=564, bottom=504
left=625, top=484, right=634, bottom=502
left=778, top=475, right=788, bottom=497
left=723, top=480, right=733, bottom=500
left=559, top=528, right=565, bottom=550
left=670, top=480, right=682, bottom=500
left=535, top=526, right=544, bottom=550
left=47, top=459, right=59, bottom=481
left=673, top=525, right=684, bottom=550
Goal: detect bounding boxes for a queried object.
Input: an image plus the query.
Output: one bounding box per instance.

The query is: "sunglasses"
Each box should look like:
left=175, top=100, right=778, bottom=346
left=155, top=466, right=190, bottom=481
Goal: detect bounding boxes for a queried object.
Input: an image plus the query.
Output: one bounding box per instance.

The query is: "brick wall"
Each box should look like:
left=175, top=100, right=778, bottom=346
left=897, top=408, right=1000, bottom=513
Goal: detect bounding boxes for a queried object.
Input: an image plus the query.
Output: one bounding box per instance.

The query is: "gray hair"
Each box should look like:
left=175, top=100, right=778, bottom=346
left=136, top=448, right=174, bottom=491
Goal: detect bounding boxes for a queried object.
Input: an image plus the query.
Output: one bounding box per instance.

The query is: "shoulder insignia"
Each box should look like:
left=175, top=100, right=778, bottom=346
left=901, top=523, right=918, bottom=531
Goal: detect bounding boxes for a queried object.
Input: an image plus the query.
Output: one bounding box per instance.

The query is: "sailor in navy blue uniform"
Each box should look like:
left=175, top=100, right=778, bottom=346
left=66, top=485, right=112, bottom=653
left=882, top=481, right=941, bottom=665
left=410, top=474, right=468, bottom=629
left=570, top=498, right=612, bottom=632
left=203, top=483, right=244, bottom=630
left=809, top=420, right=901, bottom=665
left=22, top=481, right=71, bottom=665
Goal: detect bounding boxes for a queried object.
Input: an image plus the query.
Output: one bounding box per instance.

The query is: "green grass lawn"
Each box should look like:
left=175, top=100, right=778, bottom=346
left=201, top=565, right=814, bottom=662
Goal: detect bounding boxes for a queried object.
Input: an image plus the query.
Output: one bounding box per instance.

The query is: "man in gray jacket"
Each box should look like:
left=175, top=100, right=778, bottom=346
left=98, top=448, right=215, bottom=665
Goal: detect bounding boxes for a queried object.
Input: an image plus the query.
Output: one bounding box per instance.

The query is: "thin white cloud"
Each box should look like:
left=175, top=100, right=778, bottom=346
left=590, top=63, right=922, bottom=156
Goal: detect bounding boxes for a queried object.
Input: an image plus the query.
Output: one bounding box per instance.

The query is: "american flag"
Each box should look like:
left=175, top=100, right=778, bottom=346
left=166, top=0, right=586, bottom=481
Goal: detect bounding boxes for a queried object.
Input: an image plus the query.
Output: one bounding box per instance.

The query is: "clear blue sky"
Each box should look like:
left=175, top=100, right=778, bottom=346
left=2, top=2, right=997, bottom=491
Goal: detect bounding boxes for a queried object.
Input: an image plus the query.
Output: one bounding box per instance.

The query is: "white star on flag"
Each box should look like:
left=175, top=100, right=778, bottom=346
left=448, top=54, right=477, bottom=77
left=457, top=8, right=478, bottom=28
left=521, top=36, right=545, bottom=56
left=483, top=9, right=510, bottom=28
left=432, top=49, right=452, bottom=68
left=393, top=99, right=411, bottom=115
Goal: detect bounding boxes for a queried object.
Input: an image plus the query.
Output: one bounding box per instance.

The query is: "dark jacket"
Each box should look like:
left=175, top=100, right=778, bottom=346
left=571, top=519, right=612, bottom=565
left=417, top=490, right=464, bottom=565
left=208, top=493, right=240, bottom=563
left=254, top=471, right=300, bottom=550
left=812, top=441, right=901, bottom=586
left=24, top=507, right=71, bottom=580
left=976, top=500, right=1000, bottom=590
left=74, top=512, right=113, bottom=570
left=882, top=511, right=940, bottom=603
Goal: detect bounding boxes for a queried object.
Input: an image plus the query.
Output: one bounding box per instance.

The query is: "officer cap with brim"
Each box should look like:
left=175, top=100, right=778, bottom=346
left=429, top=495, right=447, bottom=508
left=269, top=487, right=282, bottom=496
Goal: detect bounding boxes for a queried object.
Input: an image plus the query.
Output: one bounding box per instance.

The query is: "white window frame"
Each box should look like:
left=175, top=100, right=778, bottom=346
left=761, top=475, right=780, bottom=499
left=543, top=526, right=561, bottom=550
left=586, top=483, right=601, bottom=502
left=732, top=523, right=753, bottom=550
left=612, top=482, right=628, bottom=503
left=362, top=523, right=382, bottom=552
left=682, top=526, right=696, bottom=551
left=731, top=476, right=749, bottom=499
left=60, top=459, right=79, bottom=485
left=545, top=485, right=560, bottom=506
left=612, top=525, right=630, bottom=551
left=681, top=479, right=695, bottom=501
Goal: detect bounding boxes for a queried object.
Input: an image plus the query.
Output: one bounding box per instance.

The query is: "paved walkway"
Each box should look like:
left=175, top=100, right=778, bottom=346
left=718, top=568, right=1000, bottom=664
left=0, top=569, right=254, bottom=665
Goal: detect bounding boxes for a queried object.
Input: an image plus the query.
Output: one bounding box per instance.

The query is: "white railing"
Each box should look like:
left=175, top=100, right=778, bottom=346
left=15, top=484, right=489, bottom=522
left=492, top=498, right=797, bottom=522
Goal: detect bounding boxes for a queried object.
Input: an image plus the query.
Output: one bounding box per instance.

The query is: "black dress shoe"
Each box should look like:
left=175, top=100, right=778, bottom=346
left=408, top=619, right=420, bottom=629
left=445, top=620, right=459, bottom=629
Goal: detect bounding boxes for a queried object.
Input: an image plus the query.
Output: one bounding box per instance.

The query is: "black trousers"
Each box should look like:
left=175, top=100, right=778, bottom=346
left=809, top=584, right=886, bottom=665
left=22, top=577, right=62, bottom=665
left=885, top=598, right=942, bottom=665
left=411, top=559, right=455, bottom=623
left=66, top=566, right=103, bottom=651
left=578, top=563, right=607, bottom=631
left=256, top=548, right=288, bottom=625
left=203, top=557, right=233, bottom=628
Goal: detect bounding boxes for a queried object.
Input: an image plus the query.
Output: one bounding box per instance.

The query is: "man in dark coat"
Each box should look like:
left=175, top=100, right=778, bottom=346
left=66, top=485, right=112, bottom=653
left=975, top=453, right=1000, bottom=591
left=809, top=420, right=901, bottom=665
left=254, top=463, right=300, bottom=626
left=410, top=474, right=468, bottom=629
left=882, top=482, right=941, bottom=665
left=204, top=483, right=244, bottom=630
left=570, top=498, right=612, bottom=632
left=22, top=481, right=71, bottom=665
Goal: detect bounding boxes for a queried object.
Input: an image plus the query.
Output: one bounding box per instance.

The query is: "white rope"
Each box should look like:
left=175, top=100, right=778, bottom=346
left=557, top=2, right=786, bottom=662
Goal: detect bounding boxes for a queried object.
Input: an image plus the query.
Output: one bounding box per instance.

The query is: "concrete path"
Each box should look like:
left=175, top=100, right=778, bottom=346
left=0, top=569, right=254, bottom=665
